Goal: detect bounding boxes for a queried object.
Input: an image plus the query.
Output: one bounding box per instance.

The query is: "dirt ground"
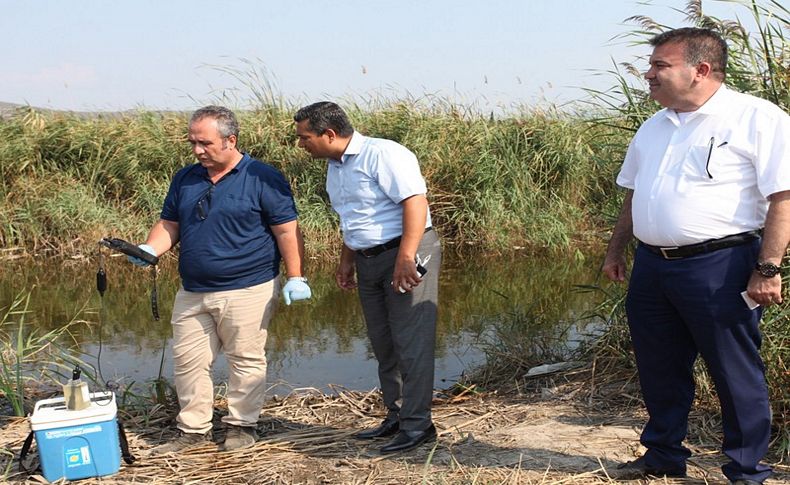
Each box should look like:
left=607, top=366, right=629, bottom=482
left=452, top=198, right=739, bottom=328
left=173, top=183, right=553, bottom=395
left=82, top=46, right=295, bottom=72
left=1, top=383, right=788, bottom=484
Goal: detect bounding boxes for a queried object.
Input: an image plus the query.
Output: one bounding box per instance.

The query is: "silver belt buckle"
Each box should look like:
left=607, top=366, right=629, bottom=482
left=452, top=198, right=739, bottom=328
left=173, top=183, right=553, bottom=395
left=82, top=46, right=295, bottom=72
left=659, top=246, right=681, bottom=260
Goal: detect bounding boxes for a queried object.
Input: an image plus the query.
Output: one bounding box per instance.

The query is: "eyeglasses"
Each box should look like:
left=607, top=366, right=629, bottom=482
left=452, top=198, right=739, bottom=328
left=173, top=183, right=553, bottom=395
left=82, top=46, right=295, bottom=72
left=196, top=185, right=214, bottom=221
left=705, top=137, right=728, bottom=179
left=705, top=137, right=714, bottom=179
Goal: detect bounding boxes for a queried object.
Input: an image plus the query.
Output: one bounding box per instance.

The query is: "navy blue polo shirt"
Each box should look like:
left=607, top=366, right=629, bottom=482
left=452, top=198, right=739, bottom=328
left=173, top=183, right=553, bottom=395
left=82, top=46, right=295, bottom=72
left=161, top=153, right=298, bottom=292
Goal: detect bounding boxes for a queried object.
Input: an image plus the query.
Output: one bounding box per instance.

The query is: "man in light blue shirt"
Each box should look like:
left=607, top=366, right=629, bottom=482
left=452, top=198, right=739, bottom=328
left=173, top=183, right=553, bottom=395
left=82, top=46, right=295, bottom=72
left=295, top=101, right=441, bottom=454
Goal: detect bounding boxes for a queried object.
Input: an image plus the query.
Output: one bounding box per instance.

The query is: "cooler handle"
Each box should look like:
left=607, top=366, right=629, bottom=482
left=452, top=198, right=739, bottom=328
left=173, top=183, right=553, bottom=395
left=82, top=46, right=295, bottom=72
left=118, top=420, right=136, bottom=464
left=18, top=431, right=37, bottom=474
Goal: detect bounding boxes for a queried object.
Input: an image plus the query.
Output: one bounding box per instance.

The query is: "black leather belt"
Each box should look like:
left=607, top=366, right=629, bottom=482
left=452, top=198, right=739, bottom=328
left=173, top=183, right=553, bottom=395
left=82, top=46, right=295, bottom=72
left=640, top=230, right=761, bottom=260
left=357, top=227, right=433, bottom=258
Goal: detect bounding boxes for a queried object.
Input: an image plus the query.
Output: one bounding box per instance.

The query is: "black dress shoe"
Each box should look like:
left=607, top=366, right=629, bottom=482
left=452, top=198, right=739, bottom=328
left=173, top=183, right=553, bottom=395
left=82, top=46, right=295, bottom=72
left=614, top=456, right=686, bottom=479
left=354, top=418, right=399, bottom=439
left=380, top=424, right=437, bottom=454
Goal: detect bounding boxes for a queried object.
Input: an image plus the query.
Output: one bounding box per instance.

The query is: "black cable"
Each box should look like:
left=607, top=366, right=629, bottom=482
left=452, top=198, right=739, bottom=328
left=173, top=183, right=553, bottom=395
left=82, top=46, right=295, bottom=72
left=150, top=265, right=160, bottom=321
left=96, top=238, right=162, bottom=405
left=96, top=249, right=108, bottom=387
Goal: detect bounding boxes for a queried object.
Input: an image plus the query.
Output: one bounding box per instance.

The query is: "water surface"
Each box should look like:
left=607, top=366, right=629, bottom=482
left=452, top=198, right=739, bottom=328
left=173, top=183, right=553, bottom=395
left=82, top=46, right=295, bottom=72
left=1, top=251, right=602, bottom=394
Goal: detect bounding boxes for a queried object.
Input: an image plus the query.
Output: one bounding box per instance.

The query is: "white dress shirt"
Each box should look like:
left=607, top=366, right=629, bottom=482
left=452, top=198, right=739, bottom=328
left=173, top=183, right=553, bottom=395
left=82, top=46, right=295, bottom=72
left=617, top=85, right=790, bottom=247
left=327, top=132, right=432, bottom=250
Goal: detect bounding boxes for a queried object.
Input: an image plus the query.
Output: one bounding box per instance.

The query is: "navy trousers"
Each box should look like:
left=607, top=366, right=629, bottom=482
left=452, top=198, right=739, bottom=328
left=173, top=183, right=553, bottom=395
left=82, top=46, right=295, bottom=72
left=626, top=240, right=772, bottom=483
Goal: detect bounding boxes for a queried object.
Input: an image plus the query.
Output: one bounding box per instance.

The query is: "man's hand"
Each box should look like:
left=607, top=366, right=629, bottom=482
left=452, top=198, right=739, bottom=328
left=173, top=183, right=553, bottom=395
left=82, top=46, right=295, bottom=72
left=282, top=277, right=312, bottom=305
left=392, top=257, right=422, bottom=294
left=336, top=260, right=357, bottom=290
left=746, top=272, right=783, bottom=307
left=127, top=244, right=157, bottom=267
left=748, top=190, right=790, bottom=307
left=603, top=253, right=628, bottom=282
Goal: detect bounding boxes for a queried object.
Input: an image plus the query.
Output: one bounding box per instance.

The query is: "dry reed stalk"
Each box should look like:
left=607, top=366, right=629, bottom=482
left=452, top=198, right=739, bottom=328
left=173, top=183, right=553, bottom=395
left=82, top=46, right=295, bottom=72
left=1, top=386, right=788, bottom=484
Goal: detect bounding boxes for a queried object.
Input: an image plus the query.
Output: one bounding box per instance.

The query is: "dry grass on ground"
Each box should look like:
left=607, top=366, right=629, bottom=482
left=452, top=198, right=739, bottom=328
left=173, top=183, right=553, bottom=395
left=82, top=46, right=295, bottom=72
left=1, top=376, right=788, bottom=484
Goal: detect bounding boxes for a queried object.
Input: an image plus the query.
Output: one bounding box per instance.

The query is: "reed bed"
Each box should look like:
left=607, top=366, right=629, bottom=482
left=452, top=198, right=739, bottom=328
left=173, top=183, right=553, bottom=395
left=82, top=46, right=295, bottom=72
left=0, top=104, right=626, bottom=259
left=0, top=290, right=87, bottom=417
left=1, top=1, right=784, bottom=259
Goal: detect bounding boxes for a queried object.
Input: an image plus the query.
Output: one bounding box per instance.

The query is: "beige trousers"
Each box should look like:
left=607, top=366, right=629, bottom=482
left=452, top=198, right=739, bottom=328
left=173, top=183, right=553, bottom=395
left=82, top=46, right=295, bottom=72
left=170, top=280, right=279, bottom=433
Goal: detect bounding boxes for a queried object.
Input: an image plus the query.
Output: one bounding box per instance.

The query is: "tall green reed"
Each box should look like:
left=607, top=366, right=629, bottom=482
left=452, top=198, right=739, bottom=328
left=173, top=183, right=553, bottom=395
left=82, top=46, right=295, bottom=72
left=0, top=101, right=623, bottom=256
left=0, top=290, right=82, bottom=416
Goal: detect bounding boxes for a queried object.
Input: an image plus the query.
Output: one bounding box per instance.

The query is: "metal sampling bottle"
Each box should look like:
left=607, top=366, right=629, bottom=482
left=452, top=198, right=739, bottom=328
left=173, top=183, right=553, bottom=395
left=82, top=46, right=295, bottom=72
left=63, top=365, right=90, bottom=411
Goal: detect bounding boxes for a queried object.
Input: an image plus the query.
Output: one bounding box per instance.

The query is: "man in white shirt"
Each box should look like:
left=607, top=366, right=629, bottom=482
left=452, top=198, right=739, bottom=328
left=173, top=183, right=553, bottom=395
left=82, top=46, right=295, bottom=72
left=603, top=28, right=790, bottom=485
left=294, top=101, right=442, bottom=454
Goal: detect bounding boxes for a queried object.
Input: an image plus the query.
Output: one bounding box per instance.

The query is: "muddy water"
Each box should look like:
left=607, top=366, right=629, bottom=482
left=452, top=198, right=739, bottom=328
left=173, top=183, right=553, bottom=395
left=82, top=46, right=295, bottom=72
left=0, top=251, right=603, bottom=394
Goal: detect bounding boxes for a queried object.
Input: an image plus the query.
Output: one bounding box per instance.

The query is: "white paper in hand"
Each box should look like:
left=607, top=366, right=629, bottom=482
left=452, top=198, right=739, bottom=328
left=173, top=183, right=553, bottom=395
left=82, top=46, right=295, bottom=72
left=740, top=290, right=760, bottom=310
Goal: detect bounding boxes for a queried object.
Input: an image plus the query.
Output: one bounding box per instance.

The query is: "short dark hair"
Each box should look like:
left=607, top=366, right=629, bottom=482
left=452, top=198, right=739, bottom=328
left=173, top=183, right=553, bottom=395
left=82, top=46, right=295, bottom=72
left=293, top=102, right=354, bottom=137
left=650, top=28, right=728, bottom=81
left=190, top=105, right=240, bottom=138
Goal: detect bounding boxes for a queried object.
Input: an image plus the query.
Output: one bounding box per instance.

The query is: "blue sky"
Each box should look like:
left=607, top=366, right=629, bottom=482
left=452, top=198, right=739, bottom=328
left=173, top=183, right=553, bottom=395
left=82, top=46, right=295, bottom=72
left=1, top=0, right=753, bottom=112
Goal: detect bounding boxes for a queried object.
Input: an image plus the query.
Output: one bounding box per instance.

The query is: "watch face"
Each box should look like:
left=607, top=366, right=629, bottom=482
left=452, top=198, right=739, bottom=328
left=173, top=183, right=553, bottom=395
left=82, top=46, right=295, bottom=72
left=757, top=262, right=780, bottom=277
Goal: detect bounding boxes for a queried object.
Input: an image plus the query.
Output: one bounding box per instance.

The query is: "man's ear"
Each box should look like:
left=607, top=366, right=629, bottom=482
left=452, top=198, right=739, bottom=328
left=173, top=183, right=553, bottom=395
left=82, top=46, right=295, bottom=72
left=223, top=134, right=238, bottom=150
left=323, top=128, right=338, bottom=142
left=696, top=62, right=713, bottom=79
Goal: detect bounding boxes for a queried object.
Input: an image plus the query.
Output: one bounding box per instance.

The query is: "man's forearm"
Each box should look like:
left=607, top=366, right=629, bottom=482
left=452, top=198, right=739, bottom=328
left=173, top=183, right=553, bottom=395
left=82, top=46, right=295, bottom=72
left=605, top=190, right=634, bottom=259
left=272, top=220, right=305, bottom=278
left=145, top=219, right=179, bottom=255
left=397, top=194, right=428, bottom=261
left=758, top=190, right=790, bottom=264
left=340, top=243, right=356, bottom=266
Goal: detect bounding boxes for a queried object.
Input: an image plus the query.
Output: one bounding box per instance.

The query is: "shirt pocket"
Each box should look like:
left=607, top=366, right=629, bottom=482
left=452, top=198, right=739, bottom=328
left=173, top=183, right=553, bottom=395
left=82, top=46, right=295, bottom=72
left=691, top=143, right=747, bottom=180
left=221, top=193, right=262, bottom=224
left=355, top=179, right=380, bottom=205
left=713, top=148, right=749, bottom=185
left=677, top=143, right=747, bottom=194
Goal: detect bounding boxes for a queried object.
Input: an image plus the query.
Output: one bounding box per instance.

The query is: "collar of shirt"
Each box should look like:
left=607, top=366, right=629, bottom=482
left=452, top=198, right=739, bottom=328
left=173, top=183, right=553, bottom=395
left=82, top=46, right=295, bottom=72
left=194, top=152, right=249, bottom=183
left=660, top=84, right=729, bottom=126
left=324, top=132, right=431, bottom=250
left=328, top=132, right=365, bottom=165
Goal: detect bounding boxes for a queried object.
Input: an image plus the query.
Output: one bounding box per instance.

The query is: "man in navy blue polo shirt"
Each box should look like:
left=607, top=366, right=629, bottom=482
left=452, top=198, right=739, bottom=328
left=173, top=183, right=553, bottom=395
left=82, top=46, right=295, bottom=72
left=130, top=105, right=312, bottom=454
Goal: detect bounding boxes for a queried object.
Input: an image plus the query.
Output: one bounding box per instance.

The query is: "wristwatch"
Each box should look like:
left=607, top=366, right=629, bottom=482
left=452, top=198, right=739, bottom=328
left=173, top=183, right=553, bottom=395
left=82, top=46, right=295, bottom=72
left=755, top=262, right=780, bottom=278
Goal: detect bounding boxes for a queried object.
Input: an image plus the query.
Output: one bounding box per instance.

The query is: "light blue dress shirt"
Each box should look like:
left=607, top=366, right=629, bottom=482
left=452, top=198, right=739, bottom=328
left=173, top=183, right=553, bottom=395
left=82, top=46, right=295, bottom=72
left=326, top=132, right=432, bottom=250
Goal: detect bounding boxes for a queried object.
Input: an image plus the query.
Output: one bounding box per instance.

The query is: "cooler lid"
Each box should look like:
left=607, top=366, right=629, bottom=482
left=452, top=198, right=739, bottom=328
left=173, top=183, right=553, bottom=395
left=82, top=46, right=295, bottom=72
left=30, top=392, right=117, bottom=429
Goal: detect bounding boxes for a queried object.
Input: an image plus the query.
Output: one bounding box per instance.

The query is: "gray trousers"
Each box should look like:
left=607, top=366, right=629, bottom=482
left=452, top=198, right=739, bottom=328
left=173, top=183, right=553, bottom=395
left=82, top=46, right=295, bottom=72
left=355, top=229, right=441, bottom=432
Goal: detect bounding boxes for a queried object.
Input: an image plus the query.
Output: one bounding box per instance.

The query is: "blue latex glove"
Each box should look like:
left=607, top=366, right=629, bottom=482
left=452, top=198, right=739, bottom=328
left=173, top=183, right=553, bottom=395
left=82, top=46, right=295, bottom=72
left=127, top=244, right=156, bottom=267
left=283, top=277, right=312, bottom=305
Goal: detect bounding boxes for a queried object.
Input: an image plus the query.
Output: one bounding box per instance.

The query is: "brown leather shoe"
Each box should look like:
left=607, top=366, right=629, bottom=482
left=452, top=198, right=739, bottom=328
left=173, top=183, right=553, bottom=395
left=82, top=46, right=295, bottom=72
left=353, top=417, right=399, bottom=439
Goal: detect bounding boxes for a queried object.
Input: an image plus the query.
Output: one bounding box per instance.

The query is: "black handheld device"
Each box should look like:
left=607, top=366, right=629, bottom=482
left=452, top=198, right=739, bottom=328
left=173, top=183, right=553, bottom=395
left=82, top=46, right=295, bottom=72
left=416, top=263, right=427, bottom=278
left=99, top=237, right=159, bottom=265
